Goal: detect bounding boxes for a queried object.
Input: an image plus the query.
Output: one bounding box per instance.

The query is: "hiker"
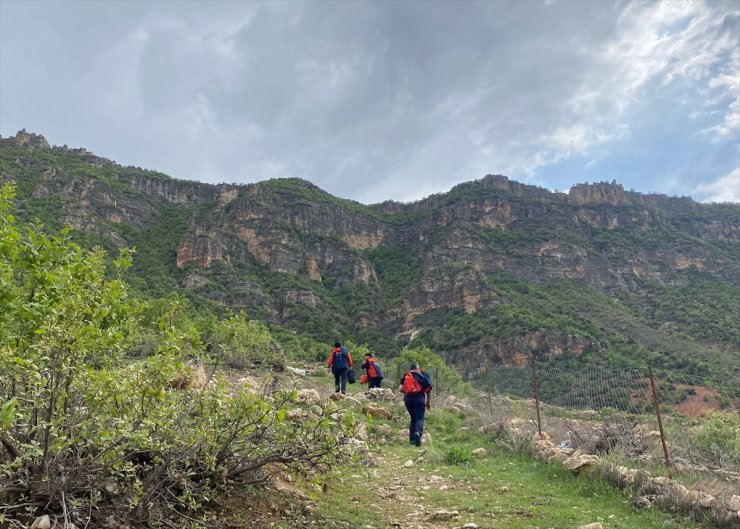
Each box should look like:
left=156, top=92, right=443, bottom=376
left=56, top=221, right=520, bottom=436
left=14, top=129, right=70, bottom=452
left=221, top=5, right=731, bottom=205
left=327, top=341, right=353, bottom=394
left=398, top=363, right=432, bottom=446
left=361, top=353, right=384, bottom=388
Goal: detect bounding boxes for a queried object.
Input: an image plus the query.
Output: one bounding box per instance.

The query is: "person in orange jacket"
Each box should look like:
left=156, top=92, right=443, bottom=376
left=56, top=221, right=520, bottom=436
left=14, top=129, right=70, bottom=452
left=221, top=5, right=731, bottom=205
left=361, top=353, right=384, bottom=388
left=398, top=363, right=432, bottom=446
left=327, top=341, right=353, bottom=394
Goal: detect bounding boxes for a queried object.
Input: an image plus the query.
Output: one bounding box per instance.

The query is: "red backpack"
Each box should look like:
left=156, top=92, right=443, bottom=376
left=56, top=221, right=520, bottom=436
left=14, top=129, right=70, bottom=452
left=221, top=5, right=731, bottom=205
left=402, top=370, right=424, bottom=396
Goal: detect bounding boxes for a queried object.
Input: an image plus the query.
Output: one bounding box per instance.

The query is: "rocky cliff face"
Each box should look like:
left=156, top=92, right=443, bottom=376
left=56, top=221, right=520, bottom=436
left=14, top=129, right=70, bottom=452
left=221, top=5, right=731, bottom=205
left=2, top=131, right=738, bottom=370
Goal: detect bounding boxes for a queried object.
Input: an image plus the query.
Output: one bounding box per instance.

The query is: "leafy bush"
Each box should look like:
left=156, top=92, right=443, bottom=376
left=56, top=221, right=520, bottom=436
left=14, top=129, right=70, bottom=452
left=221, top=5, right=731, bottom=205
left=389, top=346, right=470, bottom=396
left=207, top=311, right=285, bottom=369
left=0, top=184, right=349, bottom=526
left=693, top=412, right=740, bottom=459
left=445, top=445, right=472, bottom=465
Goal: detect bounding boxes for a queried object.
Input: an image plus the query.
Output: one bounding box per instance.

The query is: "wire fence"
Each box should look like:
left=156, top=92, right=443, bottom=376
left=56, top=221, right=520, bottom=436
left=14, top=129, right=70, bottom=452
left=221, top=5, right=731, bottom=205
left=437, top=361, right=739, bottom=484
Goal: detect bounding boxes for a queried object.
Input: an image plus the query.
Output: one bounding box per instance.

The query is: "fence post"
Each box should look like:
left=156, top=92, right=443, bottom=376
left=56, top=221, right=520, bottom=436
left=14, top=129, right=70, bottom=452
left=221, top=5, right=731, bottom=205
left=531, top=359, right=542, bottom=437
left=648, top=366, right=672, bottom=479
left=487, top=364, right=494, bottom=417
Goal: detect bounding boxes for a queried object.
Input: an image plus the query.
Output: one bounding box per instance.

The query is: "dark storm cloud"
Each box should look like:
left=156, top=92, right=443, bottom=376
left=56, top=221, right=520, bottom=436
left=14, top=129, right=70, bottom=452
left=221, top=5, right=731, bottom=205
left=1, top=1, right=738, bottom=203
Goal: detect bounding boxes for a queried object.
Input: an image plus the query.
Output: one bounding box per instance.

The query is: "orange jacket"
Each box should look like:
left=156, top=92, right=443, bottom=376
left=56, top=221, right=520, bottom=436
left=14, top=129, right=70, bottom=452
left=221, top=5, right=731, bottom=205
left=327, top=347, right=353, bottom=369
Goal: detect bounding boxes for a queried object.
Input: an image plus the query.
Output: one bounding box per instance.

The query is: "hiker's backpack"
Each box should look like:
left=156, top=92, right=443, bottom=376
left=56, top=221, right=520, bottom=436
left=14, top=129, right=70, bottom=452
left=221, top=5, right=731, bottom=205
left=402, top=370, right=425, bottom=396
left=332, top=347, right=349, bottom=371
left=372, top=360, right=383, bottom=379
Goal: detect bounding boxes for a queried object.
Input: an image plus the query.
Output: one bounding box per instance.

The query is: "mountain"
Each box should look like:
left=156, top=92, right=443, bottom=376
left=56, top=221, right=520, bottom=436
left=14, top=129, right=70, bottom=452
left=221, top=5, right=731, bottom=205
left=1, top=130, right=738, bottom=383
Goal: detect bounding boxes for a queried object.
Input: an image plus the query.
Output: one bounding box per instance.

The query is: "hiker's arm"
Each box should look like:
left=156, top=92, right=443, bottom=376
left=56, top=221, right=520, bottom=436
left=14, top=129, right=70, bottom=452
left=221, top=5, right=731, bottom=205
left=425, top=392, right=431, bottom=410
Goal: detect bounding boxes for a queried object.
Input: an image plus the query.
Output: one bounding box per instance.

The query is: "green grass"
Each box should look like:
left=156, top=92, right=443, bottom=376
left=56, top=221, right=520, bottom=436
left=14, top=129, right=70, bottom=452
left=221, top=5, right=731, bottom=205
left=312, top=404, right=705, bottom=529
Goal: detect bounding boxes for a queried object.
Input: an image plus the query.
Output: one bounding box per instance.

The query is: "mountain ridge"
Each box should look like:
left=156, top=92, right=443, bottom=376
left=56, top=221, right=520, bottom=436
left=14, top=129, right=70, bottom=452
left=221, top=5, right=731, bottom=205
left=1, top=129, right=738, bottom=384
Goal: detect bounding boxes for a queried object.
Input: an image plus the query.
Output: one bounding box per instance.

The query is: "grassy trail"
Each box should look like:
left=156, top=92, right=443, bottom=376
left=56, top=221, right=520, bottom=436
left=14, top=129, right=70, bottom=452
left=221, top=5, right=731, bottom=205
left=307, top=380, right=700, bottom=529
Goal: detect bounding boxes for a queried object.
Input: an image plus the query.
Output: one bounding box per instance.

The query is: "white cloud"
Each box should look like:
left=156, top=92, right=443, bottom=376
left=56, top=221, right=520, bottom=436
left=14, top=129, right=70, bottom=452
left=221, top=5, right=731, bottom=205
left=693, top=168, right=740, bottom=203
left=1, top=0, right=738, bottom=204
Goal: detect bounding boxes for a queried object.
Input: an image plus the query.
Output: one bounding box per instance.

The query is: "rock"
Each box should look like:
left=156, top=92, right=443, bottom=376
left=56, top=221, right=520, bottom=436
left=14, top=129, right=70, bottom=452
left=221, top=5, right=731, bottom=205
left=362, top=405, right=392, bottom=419
left=344, top=396, right=362, bottom=406
left=431, top=509, right=459, bottom=521
left=421, top=432, right=432, bottom=444
left=478, top=423, right=504, bottom=436
left=634, top=495, right=657, bottom=509
left=456, top=427, right=470, bottom=434
left=355, top=423, right=368, bottom=441
left=563, top=453, right=600, bottom=471
left=330, top=393, right=346, bottom=401
left=366, top=388, right=395, bottom=401
left=578, top=524, right=603, bottom=529
left=376, top=423, right=392, bottom=435
left=471, top=448, right=487, bottom=458
left=729, top=495, right=740, bottom=511
left=31, top=516, right=51, bottom=529
left=462, top=523, right=479, bottom=529
left=547, top=451, right=569, bottom=464
left=286, top=365, right=307, bottom=376
left=403, top=459, right=414, bottom=467
left=167, top=360, right=207, bottom=389
left=500, top=486, right=509, bottom=492
left=187, top=360, right=208, bottom=389
left=297, top=389, right=321, bottom=404
left=532, top=431, right=553, bottom=442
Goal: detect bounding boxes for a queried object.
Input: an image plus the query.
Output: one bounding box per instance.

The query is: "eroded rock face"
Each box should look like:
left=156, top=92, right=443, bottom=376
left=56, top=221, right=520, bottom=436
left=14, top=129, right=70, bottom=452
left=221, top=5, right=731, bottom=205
left=13, top=129, right=50, bottom=149
left=3, top=134, right=738, bottom=369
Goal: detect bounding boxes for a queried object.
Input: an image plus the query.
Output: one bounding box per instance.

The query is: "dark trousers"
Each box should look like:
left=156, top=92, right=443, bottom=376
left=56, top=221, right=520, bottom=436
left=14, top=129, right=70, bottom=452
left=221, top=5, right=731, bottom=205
left=368, top=376, right=382, bottom=389
left=404, top=393, right=426, bottom=443
left=333, top=368, right=348, bottom=393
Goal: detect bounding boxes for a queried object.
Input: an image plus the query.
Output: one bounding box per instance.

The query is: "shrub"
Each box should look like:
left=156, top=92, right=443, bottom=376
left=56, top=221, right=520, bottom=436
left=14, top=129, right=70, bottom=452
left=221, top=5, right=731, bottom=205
left=389, top=346, right=470, bottom=396
left=445, top=445, right=472, bottom=465
left=694, top=412, right=740, bottom=458
left=0, top=184, right=349, bottom=527
left=208, top=311, right=285, bottom=369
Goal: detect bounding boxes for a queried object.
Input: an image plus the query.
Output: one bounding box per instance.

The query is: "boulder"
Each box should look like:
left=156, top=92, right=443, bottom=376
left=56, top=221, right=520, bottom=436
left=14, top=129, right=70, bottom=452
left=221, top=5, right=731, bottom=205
left=376, top=424, right=393, bottom=435
left=431, top=509, right=458, bottom=521
left=471, top=448, right=487, bottom=458
left=578, top=524, right=603, bottom=529
left=478, top=423, right=503, bottom=436
left=31, top=516, right=51, bottom=529
left=367, top=388, right=396, bottom=401
left=286, top=365, right=307, bottom=377
left=363, top=405, right=392, bottom=419
left=297, top=389, right=321, bottom=404
left=563, top=453, right=600, bottom=471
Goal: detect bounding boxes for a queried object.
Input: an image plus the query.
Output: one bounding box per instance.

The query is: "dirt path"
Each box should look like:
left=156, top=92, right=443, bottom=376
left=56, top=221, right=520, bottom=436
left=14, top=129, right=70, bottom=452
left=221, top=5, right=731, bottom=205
left=358, top=441, right=474, bottom=529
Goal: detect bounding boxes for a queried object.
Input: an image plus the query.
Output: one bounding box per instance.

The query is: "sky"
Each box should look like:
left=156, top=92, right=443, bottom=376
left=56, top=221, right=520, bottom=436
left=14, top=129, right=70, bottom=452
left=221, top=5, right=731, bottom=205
left=1, top=1, right=738, bottom=204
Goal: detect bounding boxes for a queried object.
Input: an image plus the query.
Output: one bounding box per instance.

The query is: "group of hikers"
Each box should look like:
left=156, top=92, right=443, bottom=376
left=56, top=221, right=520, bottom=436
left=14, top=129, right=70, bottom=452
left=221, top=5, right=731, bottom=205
left=327, top=342, right=433, bottom=447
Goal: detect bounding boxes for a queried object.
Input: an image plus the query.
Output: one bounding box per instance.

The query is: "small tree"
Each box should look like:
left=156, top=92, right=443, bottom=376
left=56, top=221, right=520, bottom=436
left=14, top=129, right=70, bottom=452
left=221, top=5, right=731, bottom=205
left=208, top=311, right=285, bottom=369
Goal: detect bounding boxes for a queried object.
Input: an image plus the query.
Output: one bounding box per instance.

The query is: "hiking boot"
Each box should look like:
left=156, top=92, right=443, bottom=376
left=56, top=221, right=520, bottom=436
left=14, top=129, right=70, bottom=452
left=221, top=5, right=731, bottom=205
left=413, top=432, right=422, bottom=447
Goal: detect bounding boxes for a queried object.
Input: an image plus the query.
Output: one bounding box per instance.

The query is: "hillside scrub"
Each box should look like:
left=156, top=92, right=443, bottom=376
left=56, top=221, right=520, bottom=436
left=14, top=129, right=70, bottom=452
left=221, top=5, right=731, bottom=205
left=0, top=184, right=352, bottom=527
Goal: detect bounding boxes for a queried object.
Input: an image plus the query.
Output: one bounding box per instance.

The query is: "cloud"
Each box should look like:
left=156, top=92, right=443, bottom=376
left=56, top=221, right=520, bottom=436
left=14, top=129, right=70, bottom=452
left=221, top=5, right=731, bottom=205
left=1, top=0, right=738, bottom=204
left=693, top=167, right=740, bottom=203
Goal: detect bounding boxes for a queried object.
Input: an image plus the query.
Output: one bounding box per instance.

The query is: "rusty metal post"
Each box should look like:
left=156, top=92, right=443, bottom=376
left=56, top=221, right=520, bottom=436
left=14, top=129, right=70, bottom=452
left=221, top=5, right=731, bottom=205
left=648, top=366, right=672, bottom=479
left=531, top=359, right=542, bottom=437
left=487, top=364, right=494, bottom=417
